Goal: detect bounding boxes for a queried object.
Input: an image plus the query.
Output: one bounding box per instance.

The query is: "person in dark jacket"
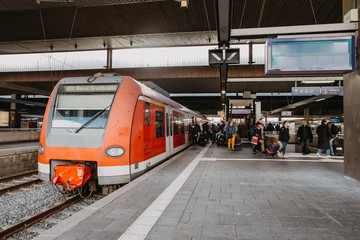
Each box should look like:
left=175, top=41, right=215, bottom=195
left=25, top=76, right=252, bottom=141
left=202, top=122, right=210, bottom=140
left=328, top=121, right=339, bottom=156
left=316, top=119, right=331, bottom=157
left=267, top=122, right=275, bottom=132
left=297, top=120, right=313, bottom=155
left=279, top=121, right=290, bottom=158
left=275, top=124, right=280, bottom=132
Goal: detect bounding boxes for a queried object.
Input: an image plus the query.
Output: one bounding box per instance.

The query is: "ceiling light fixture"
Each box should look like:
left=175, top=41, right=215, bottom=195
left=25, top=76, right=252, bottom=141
left=301, top=80, right=335, bottom=84
left=316, top=98, right=327, bottom=102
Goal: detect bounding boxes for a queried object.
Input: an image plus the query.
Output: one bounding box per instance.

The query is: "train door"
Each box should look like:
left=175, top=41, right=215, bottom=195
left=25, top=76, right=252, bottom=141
left=165, top=106, right=173, bottom=156
left=185, top=114, right=189, bottom=145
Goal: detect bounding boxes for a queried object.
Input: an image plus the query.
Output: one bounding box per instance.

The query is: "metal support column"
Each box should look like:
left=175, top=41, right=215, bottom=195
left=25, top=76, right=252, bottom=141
left=9, top=94, right=20, bottom=128
left=106, top=48, right=113, bottom=69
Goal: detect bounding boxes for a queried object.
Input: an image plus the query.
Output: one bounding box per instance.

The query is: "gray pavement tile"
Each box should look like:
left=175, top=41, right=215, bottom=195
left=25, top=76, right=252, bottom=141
left=206, top=204, right=233, bottom=215
left=201, top=224, right=236, bottom=239
left=196, top=197, right=220, bottom=205
left=83, top=231, right=121, bottom=240
left=156, top=216, right=180, bottom=226
left=306, top=229, right=347, bottom=240
left=244, top=199, right=272, bottom=208
left=165, top=203, right=187, bottom=212
left=173, top=223, right=203, bottom=237
left=184, top=203, right=207, bottom=213
left=220, top=198, right=245, bottom=206
left=248, top=214, right=282, bottom=227
left=104, top=207, right=139, bottom=219
left=102, top=218, right=134, bottom=232
left=235, top=226, right=272, bottom=240
left=278, top=216, right=317, bottom=228
left=209, top=191, right=232, bottom=199
left=219, top=214, right=250, bottom=226
left=189, top=212, right=220, bottom=224
left=308, top=217, right=344, bottom=229
left=287, top=208, right=324, bottom=218
left=268, top=227, right=309, bottom=240
left=145, top=235, right=172, bottom=240
left=259, top=206, right=291, bottom=216
left=179, top=212, right=191, bottom=224
left=192, top=237, right=233, bottom=240
left=75, top=217, right=114, bottom=231
left=59, top=229, right=91, bottom=239
left=148, top=224, right=177, bottom=237
left=233, top=205, right=261, bottom=216
left=162, top=210, right=184, bottom=218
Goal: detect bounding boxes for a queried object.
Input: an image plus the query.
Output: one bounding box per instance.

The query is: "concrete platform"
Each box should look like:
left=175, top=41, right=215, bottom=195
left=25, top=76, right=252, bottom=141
left=0, top=141, right=38, bottom=153
left=36, top=143, right=360, bottom=240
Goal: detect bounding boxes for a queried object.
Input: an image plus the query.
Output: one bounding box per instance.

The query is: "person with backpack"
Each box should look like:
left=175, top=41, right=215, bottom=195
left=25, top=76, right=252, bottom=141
left=226, top=120, right=237, bottom=150
left=279, top=121, right=290, bottom=158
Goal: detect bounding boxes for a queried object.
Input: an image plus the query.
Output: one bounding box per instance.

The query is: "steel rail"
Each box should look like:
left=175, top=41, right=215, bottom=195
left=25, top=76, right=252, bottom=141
left=0, top=179, right=42, bottom=195
left=0, top=196, right=82, bottom=239
left=0, top=171, right=38, bottom=183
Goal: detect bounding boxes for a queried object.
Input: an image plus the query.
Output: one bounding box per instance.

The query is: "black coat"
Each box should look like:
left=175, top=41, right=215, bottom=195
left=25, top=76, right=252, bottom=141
left=297, top=125, right=313, bottom=141
left=316, top=124, right=331, bottom=149
left=279, top=126, right=290, bottom=143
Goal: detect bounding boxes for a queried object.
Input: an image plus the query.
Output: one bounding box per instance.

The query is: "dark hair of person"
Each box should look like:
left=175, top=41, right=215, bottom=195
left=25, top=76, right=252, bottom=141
left=283, top=120, right=288, bottom=125
left=322, top=119, right=327, bottom=124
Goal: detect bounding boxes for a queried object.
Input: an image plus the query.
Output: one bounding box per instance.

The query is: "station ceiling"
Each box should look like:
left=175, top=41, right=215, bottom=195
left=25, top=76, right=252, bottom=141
left=0, top=0, right=342, bottom=53
left=0, top=0, right=345, bottom=116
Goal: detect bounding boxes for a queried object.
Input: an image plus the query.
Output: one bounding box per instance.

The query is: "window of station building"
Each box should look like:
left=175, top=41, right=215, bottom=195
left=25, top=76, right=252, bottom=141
left=145, top=102, right=150, bottom=126
left=173, top=115, right=179, bottom=135
left=155, top=111, right=164, bottom=138
left=180, top=117, right=185, bottom=134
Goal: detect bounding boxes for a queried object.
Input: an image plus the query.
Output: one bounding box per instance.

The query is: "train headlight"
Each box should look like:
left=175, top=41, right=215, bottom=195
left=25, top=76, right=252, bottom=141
left=39, top=144, right=44, bottom=155
left=105, top=146, right=125, bottom=158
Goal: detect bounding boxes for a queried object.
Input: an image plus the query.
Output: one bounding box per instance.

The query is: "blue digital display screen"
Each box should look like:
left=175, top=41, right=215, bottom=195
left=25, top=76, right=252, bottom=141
left=265, top=36, right=355, bottom=75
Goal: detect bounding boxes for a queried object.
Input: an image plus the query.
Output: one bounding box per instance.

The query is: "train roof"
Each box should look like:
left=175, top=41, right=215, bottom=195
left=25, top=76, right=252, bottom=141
left=130, top=77, right=203, bottom=118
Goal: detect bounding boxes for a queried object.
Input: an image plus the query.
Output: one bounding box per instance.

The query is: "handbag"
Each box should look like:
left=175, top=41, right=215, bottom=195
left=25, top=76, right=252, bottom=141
left=251, top=136, right=259, bottom=145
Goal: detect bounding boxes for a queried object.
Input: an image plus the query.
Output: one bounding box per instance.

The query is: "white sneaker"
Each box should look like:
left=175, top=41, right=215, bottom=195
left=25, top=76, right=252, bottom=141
left=316, top=153, right=321, bottom=157
left=283, top=155, right=288, bottom=159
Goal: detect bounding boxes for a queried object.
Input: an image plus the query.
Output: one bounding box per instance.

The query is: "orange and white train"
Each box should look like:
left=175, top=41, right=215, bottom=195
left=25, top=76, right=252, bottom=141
left=38, top=73, right=203, bottom=193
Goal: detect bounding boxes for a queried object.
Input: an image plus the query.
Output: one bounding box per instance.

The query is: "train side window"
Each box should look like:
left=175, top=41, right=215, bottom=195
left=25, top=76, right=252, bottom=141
left=145, top=102, right=150, bottom=126
left=174, top=115, right=179, bottom=135
left=166, top=113, right=169, bottom=136
left=170, top=114, right=173, bottom=136
left=155, top=111, right=164, bottom=138
left=180, top=117, right=185, bottom=134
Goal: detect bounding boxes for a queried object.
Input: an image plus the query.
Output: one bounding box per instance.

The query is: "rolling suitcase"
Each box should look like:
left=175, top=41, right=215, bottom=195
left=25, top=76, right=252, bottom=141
left=265, top=142, right=280, bottom=157
left=234, top=136, right=242, bottom=150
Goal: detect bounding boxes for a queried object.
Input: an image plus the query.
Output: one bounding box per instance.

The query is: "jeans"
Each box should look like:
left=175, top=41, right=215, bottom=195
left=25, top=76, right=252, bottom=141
left=329, top=139, right=334, bottom=156
left=317, top=148, right=330, bottom=156
left=301, top=139, right=310, bottom=154
left=281, top=142, right=288, bottom=155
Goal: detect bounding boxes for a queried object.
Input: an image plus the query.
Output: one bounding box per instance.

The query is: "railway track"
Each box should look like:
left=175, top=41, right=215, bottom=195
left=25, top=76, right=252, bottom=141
left=0, top=196, right=82, bottom=239
left=0, top=179, right=42, bottom=195
left=0, top=171, right=38, bottom=183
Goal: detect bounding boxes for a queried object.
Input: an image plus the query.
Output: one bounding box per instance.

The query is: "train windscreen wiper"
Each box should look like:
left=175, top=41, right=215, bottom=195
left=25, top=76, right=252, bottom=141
left=75, top=105, right=110, bottom=133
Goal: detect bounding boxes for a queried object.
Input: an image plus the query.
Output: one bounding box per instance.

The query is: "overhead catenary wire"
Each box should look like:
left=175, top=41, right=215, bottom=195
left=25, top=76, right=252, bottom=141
left=309, top=0, right=318, bottom=24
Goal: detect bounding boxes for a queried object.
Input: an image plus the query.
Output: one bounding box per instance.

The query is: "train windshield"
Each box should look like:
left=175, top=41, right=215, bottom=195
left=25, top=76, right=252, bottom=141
left=52, top=84, right=118, bottom=129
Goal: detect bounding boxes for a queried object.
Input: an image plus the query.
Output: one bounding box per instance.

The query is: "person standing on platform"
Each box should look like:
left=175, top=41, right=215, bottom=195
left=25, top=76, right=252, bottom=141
left=226, top=120, right=237, bottom=150
left=328, top=120, right=339, bottom=156
left=279, top=121, right=290, bottom=158
left=297, top=120, right=313, bottom=155
left=253, top=117, right=265, bottom=155
left=267, top=122, right=275, bottom=132
left=316, top=119, right=332, bottom=157
left=202, top=122, right=210, bottom=140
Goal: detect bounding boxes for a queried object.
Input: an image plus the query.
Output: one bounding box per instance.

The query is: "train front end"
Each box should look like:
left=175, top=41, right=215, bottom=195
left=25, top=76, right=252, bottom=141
left=38, top=74, right=136, bottom=194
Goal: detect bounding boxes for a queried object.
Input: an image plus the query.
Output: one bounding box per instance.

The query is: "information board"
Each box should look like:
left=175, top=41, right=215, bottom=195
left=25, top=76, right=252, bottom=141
left=266, top=36, right=355, bottom=75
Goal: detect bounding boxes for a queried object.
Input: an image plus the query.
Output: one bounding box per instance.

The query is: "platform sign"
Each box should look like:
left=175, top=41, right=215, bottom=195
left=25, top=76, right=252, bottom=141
left=209, top=48, right=240, bottom=65
left=265, top=36, right=355, bottom=75
left=292, top=86, right=343, bottom=96
left=292, top=87, right=321, bottom=96
left=320, top=87, right=343, bottom=96
left=281, top=111, right=292, bottom=117
left=232, top=109, right=251, bottom=114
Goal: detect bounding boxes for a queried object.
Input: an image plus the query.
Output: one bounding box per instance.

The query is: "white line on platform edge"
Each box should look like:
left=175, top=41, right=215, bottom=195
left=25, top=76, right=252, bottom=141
left=200, top=157, right=343, bottom=163
left=118, top=144, right=211, bottom=240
